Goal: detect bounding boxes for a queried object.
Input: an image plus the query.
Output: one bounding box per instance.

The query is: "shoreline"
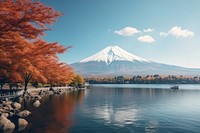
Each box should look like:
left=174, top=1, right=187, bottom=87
left=0, top=86, right=85, bottom=132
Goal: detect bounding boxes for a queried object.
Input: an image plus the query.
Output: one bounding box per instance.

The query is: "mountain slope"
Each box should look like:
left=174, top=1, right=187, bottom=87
left=71, top=45, right=200, bottom=77
left=80, top=45, right=149, bottom=64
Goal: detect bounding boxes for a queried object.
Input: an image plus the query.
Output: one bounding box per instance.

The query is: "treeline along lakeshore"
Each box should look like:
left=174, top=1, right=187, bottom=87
left=86, top=75, right=200, bottom=84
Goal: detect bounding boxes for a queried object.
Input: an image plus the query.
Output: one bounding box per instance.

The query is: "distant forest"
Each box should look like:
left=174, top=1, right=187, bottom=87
left=85, top=75, right=200, bottom=84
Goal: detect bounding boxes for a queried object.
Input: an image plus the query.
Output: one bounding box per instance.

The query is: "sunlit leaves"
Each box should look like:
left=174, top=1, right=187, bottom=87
left=0, top=0, right=74, bottom=90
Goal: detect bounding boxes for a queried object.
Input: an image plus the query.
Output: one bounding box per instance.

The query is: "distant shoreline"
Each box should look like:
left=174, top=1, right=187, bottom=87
left=91, top=84, right=200, bottom=90
left=85, top=75, right=200, bottom=84
left=89, top=83, right=200, bottom=84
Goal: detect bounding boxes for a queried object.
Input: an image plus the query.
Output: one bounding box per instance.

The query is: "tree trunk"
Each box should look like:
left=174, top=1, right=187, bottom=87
left=49, top=83, right=54, bottom=91
left=24, top=81, right=28, bottom=92
left=23, top=73, right=32, bottom=96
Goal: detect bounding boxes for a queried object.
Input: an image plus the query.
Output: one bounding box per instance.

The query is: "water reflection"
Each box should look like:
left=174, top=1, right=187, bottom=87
left=71, top=87, right=200, bottom=132
left=19, top=85, right=200, bottom=133
left=22, top=91, right=85, bottom=133
left=145, top=120, right=159, bottom=133
left=87, top=105, right=138, bottom=127
left=82, top=87, right=164, bottom=129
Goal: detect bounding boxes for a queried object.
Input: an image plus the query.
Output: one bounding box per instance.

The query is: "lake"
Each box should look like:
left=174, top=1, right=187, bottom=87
left=22, top=84, right=200, bottom=133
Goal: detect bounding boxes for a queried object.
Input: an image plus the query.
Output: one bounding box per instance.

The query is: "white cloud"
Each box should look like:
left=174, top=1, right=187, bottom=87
left=114, top=27, right=140, bottom=36
left=160, top=32, right=168, bottom=36
left=169, top=26, right=194, bottom=37
left=143, top=28, right=154, bottom=32
left=138, top=35, right=155, bottom=43
left=160, top=26, right=194, bottom=38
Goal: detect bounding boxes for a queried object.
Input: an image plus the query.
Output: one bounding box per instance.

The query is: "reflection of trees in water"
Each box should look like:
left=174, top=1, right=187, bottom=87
left=46, top=91, right=85, bottom=133
left=23, top=91, right=85, bottom=133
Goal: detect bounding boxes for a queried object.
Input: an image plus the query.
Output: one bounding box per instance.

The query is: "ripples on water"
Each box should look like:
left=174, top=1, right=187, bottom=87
left=21, top=84, right=200, bottom=133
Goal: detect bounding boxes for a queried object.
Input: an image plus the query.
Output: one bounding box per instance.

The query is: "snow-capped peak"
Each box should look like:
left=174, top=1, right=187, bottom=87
left=80, top=45, right=150, bottom=64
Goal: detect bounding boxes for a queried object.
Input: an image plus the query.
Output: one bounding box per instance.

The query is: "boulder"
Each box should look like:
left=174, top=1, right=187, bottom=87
left=17, top=97, right=23, bottom=103
left=9, top=112, right=14, bottom=117
left=0, top=116, right=8, bottom=126
left=2, top=122, right=15, bottom=133
left=11, top=102, right=21, bottom=110
left=17, top=110, right=31, bottom=118
left=0, top=108, right=4, bottom=113
left=3, top=101, right=12, bottom=106
left=6, top=105, right=13, bottom=111
left=18, top=118, right=28, bottom=131
left=0, top=116, right=15, bottom=133
left=3, top=106, right=10, bottom=112
left=1, top=113, right=9, bottom=118
left=33, top=100, right=41, bottom=108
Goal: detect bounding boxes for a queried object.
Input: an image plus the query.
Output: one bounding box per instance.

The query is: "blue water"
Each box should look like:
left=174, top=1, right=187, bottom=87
left=23, top=84, right=200, bottom=133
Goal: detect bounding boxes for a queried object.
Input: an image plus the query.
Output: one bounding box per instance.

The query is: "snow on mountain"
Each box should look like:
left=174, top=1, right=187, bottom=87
left=80, top=45, right=150, bottom=64
left=71, top=45, right=200, bottom=77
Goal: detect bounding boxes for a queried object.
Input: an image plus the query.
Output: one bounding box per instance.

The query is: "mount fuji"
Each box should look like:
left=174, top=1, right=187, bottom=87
left=71, top=45, right=200, bottom=77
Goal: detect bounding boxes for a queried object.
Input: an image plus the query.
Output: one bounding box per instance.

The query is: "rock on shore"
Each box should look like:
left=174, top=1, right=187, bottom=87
left=17, top=110, right=31, bottom=118
left=33, top=100, right=41, bottom=107
left=18, top=118, right=28, bottom=131
left=11, top=102, right=21, bottom=110
left=0, top=116, right=15, bottom=133
left=0, top=86, right=80, bottom=132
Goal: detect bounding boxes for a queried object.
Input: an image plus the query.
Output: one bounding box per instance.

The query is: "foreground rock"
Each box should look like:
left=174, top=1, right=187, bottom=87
left=17, top=110, right=31, bottom=118
left=0, top=116, right=15, bottom=133
left=18, top=118, right=28, bottom=131
left=33, top=100, right=41, bottom=107
left=1, top=113, right=9, bottom=118
left=17, top=97, right=23, bottom=103
left=11, top=102, right=21, bottom=110
left=0, top=87, right=78, bottom=132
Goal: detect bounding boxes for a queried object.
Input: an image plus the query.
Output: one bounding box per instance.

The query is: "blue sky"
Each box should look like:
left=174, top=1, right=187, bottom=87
left=39, top=0, right=200, bottom=68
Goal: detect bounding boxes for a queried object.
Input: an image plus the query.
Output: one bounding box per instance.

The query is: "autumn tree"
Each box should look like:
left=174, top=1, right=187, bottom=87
left=0, top=31, right=30, bottom=89
left=70, top=75, right=85, bottom=88
left=38, top=53, right=75, bottom=89
left=47, top=63, right=74, bottom=86
left=13, top=39, right=74, bottom=92
left=0, top=0, right=61, bottom=38
left=0, top=0, right=75, bottom=92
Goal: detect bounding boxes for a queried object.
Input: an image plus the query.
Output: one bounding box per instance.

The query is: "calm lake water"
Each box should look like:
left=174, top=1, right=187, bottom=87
left=22, top=84, right=200, bottom=133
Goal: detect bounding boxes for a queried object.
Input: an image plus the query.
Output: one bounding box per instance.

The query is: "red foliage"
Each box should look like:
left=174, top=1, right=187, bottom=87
left=0, top=0, right=75, bottom=91
left=0, top=0, right=61, bottom=39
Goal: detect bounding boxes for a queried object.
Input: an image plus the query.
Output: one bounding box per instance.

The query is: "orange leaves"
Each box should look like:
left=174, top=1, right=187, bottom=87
left=0, top=0, right=75, bottom=89
left=70, top=74, right=85, bottom=87
left=0, top=0, right=61, bottom=39
left=41, top=62, right=75, bottom=85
